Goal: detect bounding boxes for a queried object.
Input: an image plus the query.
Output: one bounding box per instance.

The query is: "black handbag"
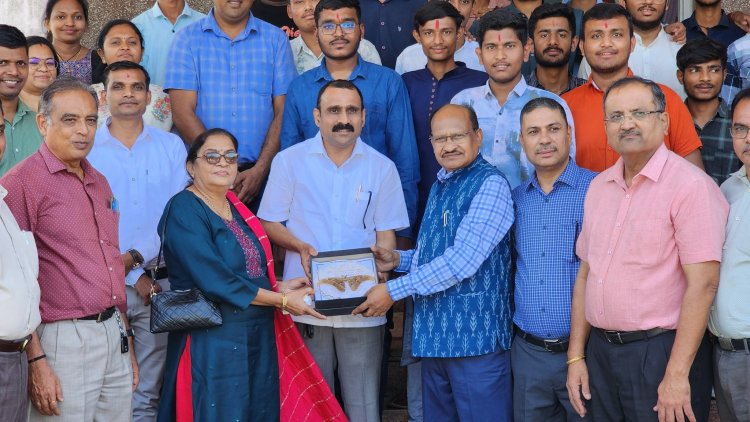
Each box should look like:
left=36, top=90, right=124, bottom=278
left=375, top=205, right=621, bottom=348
left=149, top=197, right=223, bottom=334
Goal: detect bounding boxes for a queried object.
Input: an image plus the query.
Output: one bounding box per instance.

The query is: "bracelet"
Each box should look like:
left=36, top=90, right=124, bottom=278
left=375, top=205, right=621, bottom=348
left=281, top=292, right=288, bottom=313
left=566, top=355, right=586, bottom=365
left=28, top=354, right=46, bottom=364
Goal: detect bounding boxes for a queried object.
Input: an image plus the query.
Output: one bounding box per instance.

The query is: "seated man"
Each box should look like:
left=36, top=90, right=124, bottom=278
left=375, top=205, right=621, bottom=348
left=355, top=103, right=515, bottom=421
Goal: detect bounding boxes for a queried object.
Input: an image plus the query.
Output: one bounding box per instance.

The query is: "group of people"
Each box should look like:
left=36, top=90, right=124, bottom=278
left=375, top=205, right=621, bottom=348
left=0, top=0, right=749, bottom=421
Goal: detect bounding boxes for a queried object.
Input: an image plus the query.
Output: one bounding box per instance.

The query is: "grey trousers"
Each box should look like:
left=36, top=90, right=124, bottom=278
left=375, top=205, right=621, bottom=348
left=0, top=350, right=28, bottom=422
left=713, top=343, right=750, bottom=422
left=126, top=282, right=168, bottom=422
left=511, top=335, right=590, bottom=421
left=297, top=324, right=384, bottom=422
left=28, top=314, right=133, bottom=422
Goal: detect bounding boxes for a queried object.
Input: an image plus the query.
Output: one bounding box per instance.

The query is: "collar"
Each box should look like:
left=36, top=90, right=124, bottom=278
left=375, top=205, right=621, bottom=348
left=100, top=118, right=148, bottom=147
left=605, top=143, right=669, bottom=186
left=589, top=68, right=634, bottom=92
left=0, top=184, right=6, bottom=201
left=202, top=9, right=257, bottom=40
left=38, top=142, right=95, bottom=182
left=313, top=55, right=366, bottom=82
left=634, top=27, right=671, bottom=47
left=482, top=76, right=528, bottom=101
left=291, top=35, right=319, bottom=59
left=436, top=154, right=482, bottom=182
left=729, top=165, right=750, bottom=186
left=306, top=131, right=366, bottom=159
left=686, top=10, right=732, bottom=30
left=717, top=97, right=731, bottom=119
left=526, top=158, right=580, bottom=192
left=151, top=1, right=195, bottom=19
left=7, top=100, right=33, bottom=125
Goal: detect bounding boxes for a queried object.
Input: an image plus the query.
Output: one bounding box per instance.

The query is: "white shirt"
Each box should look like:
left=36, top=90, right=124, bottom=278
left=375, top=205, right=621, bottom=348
left=709, top=166, right=750, bottom=339
left=289, top=36, right=382, bottom=75
left=395, top=39, right=484, bottom=75
left=258, top=133, right=409, bottom=328
left=0, top=185, right=40, bottom=340
left=88, top=120, right=188, bottom=286
left=578, top=28, right=686, bottom=99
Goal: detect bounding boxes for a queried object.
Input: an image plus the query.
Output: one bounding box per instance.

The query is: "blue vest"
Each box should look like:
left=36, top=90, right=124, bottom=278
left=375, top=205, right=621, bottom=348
left=412, top=157, right=513, bottom=358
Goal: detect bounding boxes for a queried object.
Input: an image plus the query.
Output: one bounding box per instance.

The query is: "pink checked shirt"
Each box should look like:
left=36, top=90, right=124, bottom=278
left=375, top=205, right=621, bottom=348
left=0, top=144, right=126, bottom=323
left=577, top=144, right=728, bottom=331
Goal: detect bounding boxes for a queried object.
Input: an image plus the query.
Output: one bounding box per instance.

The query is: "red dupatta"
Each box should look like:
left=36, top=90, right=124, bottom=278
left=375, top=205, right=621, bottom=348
left=228, top=191, right=347, bottom=422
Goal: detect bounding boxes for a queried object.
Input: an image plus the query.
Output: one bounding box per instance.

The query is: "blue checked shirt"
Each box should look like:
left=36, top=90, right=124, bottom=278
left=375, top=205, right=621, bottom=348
left=387, top=169, right=514, bottom=301
left=722, top=34, right=750, bottom=105
left=164, top=10, right=296, bottom=162
left=512, top=159, right=596, bottom=339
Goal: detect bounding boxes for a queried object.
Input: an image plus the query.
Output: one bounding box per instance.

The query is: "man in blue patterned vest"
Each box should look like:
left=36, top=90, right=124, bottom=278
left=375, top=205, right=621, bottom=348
left=354, top=103, right=515, bottom=421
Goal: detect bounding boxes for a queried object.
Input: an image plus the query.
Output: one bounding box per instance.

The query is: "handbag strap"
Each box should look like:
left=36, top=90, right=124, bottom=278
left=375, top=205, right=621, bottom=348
left=226, top=191, right=279, bottom=293
left=155, top=196, right=175, bottom=270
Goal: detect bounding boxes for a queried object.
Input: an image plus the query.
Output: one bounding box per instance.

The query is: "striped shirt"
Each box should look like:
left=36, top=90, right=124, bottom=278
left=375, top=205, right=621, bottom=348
left=387, top=167, right=514, bottom=301
left=164, top=10, right=296, bottom=162
left=512, top=159, right=596, bottom=339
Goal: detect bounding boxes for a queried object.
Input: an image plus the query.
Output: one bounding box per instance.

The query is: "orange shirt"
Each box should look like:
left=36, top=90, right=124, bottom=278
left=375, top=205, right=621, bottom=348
left=562, top=71, right=702, bottom=172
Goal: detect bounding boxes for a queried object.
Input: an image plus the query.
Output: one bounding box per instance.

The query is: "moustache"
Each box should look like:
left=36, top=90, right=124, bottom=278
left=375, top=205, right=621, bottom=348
left=543, top=47, right=563, bottom=54
left=332, top=123, right=355, bottom=132
left=536, top=146, right=558, bottom=154
left=619, top=129, right=641, bottom=140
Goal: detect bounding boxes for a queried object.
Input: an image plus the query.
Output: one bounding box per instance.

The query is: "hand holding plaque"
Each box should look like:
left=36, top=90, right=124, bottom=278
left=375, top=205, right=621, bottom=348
left=310, top=248, right=379, bottom=316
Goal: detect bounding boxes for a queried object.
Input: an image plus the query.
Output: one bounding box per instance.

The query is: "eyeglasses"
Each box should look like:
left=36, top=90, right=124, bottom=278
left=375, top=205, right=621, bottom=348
left=603, top=110, right=663, bottom=125
left=730, top=124, right=750, bottom=140
left=29, top=58, right=57, bottom=68
left=319, top=21, right=357, bottom=35
left=200, top=151, right=239, bottom=165
left=430, top=130, right=473, bottom=145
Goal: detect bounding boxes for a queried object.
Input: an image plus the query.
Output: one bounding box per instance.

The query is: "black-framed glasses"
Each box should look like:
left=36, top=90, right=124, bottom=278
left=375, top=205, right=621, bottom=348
left=200, top=151, right=239, bottom=165
left=604, top=110, right=663, bottom=125
left=730, top=124, right=750, bottom=140
left=430, top=130, right=473, bottom=145
left=29, top=58, right=57, bottom=68
left=319, top=21, right=357, bottom=35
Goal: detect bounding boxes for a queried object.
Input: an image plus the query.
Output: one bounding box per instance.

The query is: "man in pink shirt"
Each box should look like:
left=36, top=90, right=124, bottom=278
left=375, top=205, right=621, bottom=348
left=0, top=78, right=137, bottom=421
left=565, top=77, right=729, bottom=422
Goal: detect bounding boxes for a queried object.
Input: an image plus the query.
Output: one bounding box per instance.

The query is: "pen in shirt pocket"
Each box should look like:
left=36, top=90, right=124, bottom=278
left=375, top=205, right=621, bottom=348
left=573, top=221, right=580, bottom=262
left=110, top=196, right=119, bottom=213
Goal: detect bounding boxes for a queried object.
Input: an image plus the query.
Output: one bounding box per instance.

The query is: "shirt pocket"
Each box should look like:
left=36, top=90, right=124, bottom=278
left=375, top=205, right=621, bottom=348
left=619, top=218, right=664, bottom=267
left=345, top=186, right=375, bottom=230
left=553, top=220, right=580, bottom=264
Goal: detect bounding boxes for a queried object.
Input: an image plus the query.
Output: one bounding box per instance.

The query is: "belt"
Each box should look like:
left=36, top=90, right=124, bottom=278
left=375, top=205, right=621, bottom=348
left=597, top=327, right=671, bottom=345
left=78, top=306, right=116, bottom=323
left=516, top=328, right=569, bottom=352
left=0, top=335, right=32, bottom=353
left=715, top=337, right=750, bottom=352
left=145, top=267, right=168, bottom=281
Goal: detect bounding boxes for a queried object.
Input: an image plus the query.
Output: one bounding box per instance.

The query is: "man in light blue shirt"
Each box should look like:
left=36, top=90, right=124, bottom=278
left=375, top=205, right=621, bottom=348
left=451, top=9, right=576, bottom=188
left=131, top=0, right=206, bottom=87
left=165, top=0, right=295, bottom=206
left=88, top=62, right=187, bottom=422
left=281, top=0, right=419, bottom=240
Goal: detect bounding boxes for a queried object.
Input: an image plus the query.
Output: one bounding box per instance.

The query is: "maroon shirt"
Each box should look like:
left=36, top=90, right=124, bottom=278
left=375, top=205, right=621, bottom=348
left=0, top=143, right=126, bottom=322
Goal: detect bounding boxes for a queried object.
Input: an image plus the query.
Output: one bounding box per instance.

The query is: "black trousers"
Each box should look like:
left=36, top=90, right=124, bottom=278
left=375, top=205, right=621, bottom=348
left=587, top=329, right=713, bottom=422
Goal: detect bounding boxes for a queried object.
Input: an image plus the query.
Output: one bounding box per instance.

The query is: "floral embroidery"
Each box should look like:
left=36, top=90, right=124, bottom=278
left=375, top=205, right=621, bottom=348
left=150, top=93, right=172, bottom=123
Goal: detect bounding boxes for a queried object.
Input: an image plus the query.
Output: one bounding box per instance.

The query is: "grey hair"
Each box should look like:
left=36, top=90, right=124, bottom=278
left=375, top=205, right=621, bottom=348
left=603, top=76, right=666, bottom=112
left=520, top=97, right=568, bottom=126
left=39, top=77, right=99, bottom=121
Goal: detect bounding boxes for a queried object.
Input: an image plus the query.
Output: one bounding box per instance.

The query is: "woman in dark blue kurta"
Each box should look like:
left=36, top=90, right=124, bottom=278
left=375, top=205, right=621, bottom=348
left=156, top=129, right=321, bottom=422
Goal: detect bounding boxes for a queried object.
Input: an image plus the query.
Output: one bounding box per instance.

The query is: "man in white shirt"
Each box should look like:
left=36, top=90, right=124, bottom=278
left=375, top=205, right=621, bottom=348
left=578, top=0, right=686, bottom=98
left=259, top=79, right=409, bottom=422
left=88, top=61, right=187, bottom=422
left=287, top=0, right=381, bottom=74
left=395, top=0, right=485, bottom=74
left=0, top=99, right=41, bottom=422
left=709, top=88, right=750, bottom=422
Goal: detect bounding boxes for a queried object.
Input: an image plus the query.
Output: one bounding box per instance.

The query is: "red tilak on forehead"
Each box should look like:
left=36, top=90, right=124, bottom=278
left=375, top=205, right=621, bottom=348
left=336, top=12, right=340, bottom=21
left=604, top=21, right=608, bottom=29
left=498, top=33, right=502, bottom=42
left=435, top=20, right=440, bottom=29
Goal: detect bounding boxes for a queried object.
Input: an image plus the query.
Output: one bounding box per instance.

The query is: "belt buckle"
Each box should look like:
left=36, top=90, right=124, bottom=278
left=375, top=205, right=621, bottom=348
left=543, top=339, right=561, bottom=352
left=20, top=337, right=30, bottom=352
left=604, top=330, right=623, bottom=344
left=718, top=337, right=735, bottom=352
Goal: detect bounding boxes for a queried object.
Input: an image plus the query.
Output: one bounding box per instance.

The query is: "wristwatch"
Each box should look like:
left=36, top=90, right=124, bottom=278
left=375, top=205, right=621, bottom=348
left=125, top=328, right=135, bottom=338
left=127, top=249, right=144, bottom=270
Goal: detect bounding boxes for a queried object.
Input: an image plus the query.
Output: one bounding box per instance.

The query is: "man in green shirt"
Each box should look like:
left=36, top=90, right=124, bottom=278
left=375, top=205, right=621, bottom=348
left=0, top=25, right=42, bottom=176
